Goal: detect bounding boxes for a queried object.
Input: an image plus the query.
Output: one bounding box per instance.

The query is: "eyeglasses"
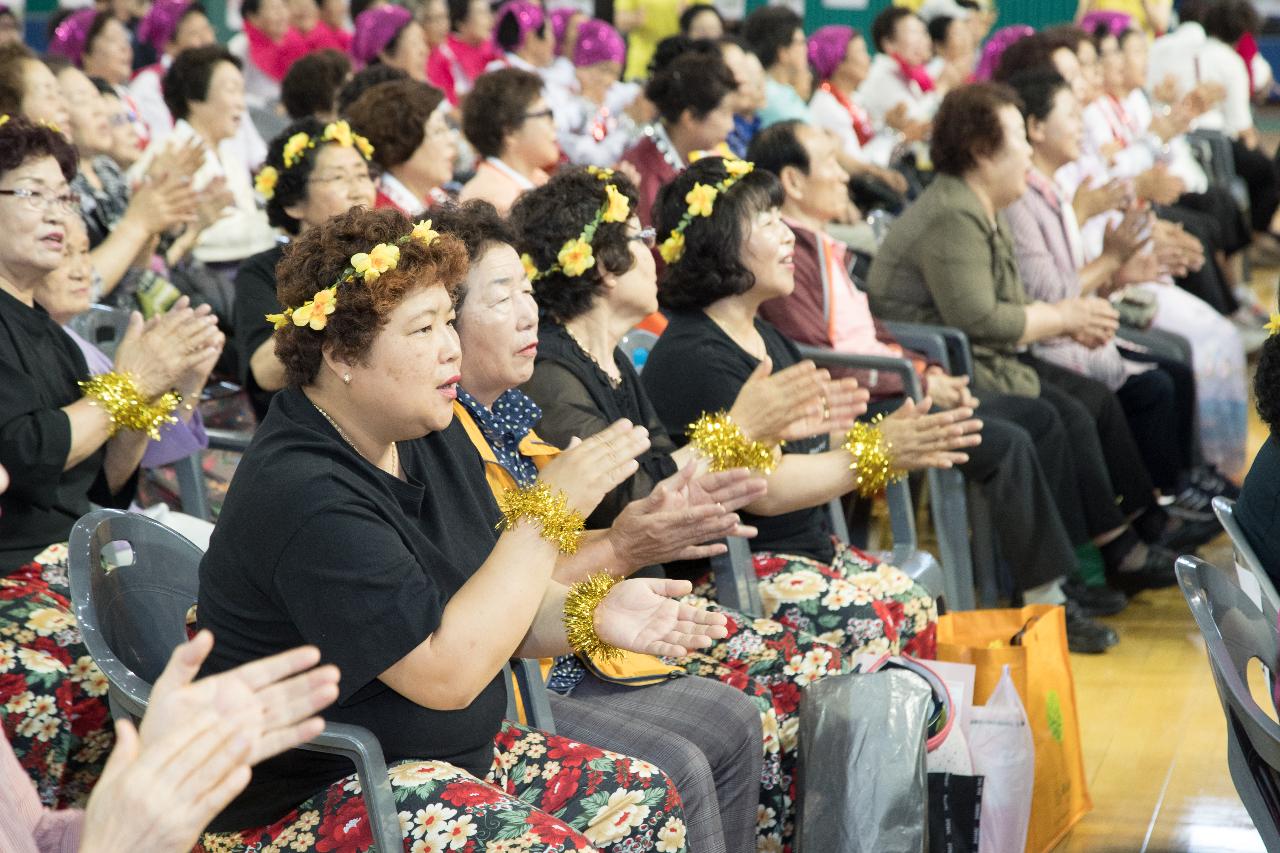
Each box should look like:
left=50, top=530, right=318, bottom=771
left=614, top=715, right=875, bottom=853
left=522, top=108, right=555, bottom=122
left=630, top=227, right=656, bottom=248
left=0, top=187, right=81, bottom=215
left=308, top=170, right=375, bottom=187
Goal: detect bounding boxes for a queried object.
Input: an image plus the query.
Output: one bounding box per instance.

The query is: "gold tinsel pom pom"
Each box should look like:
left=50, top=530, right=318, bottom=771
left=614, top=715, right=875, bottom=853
left=842, top=419, right=905, bottom=499
left=687, top=411, right=778, bottom=474
left=79, top=372, right=180, bottom=440
left=496, top=482, right=586, bottom=554
left=563, top=572, right=623, bottom=661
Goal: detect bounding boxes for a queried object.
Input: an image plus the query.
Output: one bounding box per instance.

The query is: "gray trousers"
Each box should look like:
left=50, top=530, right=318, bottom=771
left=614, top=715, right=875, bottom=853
left=548, top=674, right=763, bottom=853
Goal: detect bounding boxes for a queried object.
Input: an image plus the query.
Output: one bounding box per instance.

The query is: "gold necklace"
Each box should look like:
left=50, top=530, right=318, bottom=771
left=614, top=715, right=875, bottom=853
left=564, top=325, right=622, bottom=388
left=312, top=401, right=401, bottom=479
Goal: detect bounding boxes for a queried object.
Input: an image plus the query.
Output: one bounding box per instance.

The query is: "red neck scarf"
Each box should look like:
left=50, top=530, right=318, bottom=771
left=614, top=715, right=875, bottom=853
left=892, top=53, right=935, bottom=93
left=820, top=81, right=876, bottom=146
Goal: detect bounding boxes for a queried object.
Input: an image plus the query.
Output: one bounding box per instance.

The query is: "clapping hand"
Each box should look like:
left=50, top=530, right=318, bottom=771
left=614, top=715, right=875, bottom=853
left=878, top=398, right=982, bottom=471
left=595, top=578, right=729, bottom=657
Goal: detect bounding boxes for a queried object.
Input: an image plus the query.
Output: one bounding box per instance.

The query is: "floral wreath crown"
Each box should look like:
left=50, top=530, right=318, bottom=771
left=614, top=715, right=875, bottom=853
left=266, top=220, right=439, bottom=332
left=658, top=158, right=755, bottom=264
left=254, top=120, right=375, bottom=200
left=521, top=166, right=631, bottom=282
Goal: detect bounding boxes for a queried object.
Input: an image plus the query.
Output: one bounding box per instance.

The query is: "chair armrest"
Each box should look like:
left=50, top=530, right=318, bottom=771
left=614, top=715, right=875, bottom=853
left=206, top=428, right=253, bottom=453
left=882, top=321, right=974, bottom=377
left=299, top=723, right=402, bottom=852
left=794, top=345, right=923, bottom=400
left=511, top=658, right=556, bottom=734
left=711, top=538, right=762, bottom=617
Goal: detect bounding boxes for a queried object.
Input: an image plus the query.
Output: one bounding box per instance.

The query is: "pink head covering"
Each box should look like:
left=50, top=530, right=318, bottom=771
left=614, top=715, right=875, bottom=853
left=549, top=7, right=577, bottom=55
left=1079, top=10, right=1133, bottom=38
left=807, top=24, right=857, bottom=82
left=47, top=8, right=97, bottom=66
left=138, top=0, right=194, bottom=53
left=495, top=1, right=545, bottom=51
left=973, top=24, right=1033, bottom=82
left=572, top=19, right=623, bottom=67
left=352, top=4, right=414, bottom=64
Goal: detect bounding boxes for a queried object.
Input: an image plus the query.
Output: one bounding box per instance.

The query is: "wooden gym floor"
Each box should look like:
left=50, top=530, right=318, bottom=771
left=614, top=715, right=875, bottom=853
left=1051, top=269, right=1277, bottom=852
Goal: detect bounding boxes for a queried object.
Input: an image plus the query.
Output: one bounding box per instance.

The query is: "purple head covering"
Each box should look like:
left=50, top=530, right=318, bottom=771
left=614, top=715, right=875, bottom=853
left=973, top=24, right=1033, bottom=82
left=807, top=25, right=856, bottom=82
left=495, top=1, right=545, bottom=51
left=138, top=0, right=194, bottom=53
left=1079, top=10, right=1134, bottom=38
left=572, top=19, right=623, bottom=67
left=352, top=4, right=414, bottom=64
left=549, top=7, right=578, bottom=55
left=47, top=8, right=98, bottom=66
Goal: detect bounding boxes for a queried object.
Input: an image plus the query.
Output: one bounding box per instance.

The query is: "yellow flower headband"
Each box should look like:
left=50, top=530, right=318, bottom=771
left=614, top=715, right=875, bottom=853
left=658, top=158, right=755, bottom=264
left=265, top=220, right=440, bottom=332
left=255, top=120, right=375, bottom=200
left=1267, top=312, right=1280, bottom=336
left=523, top=166, right=631, bottom=281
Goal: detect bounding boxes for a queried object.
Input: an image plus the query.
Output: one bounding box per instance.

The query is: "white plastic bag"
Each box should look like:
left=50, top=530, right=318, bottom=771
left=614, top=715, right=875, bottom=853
left=968, top=665, right=1035, bottom=853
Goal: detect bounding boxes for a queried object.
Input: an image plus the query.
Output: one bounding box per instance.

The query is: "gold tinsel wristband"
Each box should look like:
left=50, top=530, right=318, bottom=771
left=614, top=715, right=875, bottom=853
left=563, top=572, right=623, bottom=661
left=496, top=482, right=586, bottom=554
left=687, top=411, right=779, bottom=474
left=843, top=418, right=905, bottom=499
left=79, top=372, right=180, bottom=441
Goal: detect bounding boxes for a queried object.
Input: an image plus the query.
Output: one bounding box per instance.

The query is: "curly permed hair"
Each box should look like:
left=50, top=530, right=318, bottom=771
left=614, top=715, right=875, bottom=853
left=273, top=206, right=469, bottom=386
left=509, top=166, right=639, bottom=324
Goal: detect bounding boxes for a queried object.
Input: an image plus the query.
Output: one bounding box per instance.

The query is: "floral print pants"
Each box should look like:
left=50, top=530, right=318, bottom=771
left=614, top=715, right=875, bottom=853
left=0, top=550, right=113, bottom=809
left=197, top=720, right=689, bottom=853
left=669, top=541, right=938, bottom=853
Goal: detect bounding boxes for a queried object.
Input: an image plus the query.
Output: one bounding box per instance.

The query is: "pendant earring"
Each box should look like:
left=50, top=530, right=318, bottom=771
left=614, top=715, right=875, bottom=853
left=343, top=373, right=351, bottom=385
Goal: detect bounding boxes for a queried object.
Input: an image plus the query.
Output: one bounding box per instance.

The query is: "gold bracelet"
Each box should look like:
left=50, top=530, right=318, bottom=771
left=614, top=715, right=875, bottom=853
left=496, top=482, right=586, bottom=554
left=79, top=372, right=180, bottom=440
left=842, top=418, right=905, bottom=499
left=563, top=572, right=623, bottom=661
left=687, top=411, right=779, bottom=474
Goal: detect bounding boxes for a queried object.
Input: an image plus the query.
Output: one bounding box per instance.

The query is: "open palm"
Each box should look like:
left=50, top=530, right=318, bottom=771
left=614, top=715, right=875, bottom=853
left=594, top=578, right=729, bottom=658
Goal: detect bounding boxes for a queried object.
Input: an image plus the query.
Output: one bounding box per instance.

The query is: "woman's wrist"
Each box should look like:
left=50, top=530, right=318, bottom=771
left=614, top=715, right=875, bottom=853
left=563, top=573, right=623, bottom=661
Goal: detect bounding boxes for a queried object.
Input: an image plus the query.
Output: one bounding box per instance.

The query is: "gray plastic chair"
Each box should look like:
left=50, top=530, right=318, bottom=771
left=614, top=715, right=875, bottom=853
left=619, top=328, right=659, bottom=373
left=1176, top=554, right=1280, bottom=851
left=67, top=509, right=404, bottom=852
left=175, top=428, right=255, bottom=523
left=68, top=304, right=132, bottom=359
left=1213, top=496, right=1280, bottom=615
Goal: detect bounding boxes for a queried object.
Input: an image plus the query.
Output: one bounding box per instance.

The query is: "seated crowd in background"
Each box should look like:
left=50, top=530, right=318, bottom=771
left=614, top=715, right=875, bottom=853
left=0, top=0, right=1274, bottom=849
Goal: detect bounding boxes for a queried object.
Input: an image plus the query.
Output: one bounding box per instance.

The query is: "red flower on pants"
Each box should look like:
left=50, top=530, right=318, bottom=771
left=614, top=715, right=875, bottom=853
left=904, top=622, right=937, bottom=659
left=31, top=637, right=72, bottom=668
left=872, top=599, right=902, bottom=644
left=315, top=794, right=372, bottom=851
left=525, top=807, right=581, bottom=846
left=541, top=766, right=582, bottom=813
left=0, top=672, right=28, bottom=702
left=440, top=780, right=505, bottom=808
left=69, top=696, right=108, bottom=738
left=772, top=680, right=802, bottom=715
left=547, top=738, right=604, bottom=767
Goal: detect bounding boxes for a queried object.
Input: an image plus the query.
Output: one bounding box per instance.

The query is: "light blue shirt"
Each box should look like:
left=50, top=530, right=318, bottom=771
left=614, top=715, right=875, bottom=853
left=758, top=77, right=813, bottom=128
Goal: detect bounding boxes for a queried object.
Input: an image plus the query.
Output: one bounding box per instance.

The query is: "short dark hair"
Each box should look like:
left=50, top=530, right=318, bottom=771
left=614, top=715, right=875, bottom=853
left=282, top=49, right=351, bottom=120
left=0, top=114, right=78, bottom=184
left=0, top=43, right=33, bottom=116
left=655, top=157, right=784, bottom=311
left=510, top=167, right=640, bottom=324
left=90, top=75, right=117, bottom=97
left=679, top=4, right=723, bottom=35
left=1256, top=332, right=1280, bottom=432
left=645, top=49, right=735, bottom=125
left=647, top=34, right=719, bottom=76
left=1007, top=69, right=1069, bottom=126
left=274, top=206, right=469, bottom=386
left=83, top=10, right=116, bottom=61
left=1042, top=24, right=1089, bottom=53
left=446, top=0, right=473, bottom=31
left=462, top=68, right=542, bottom=158
left=992, top=32, right=1057, bottom=82
left=747, top=119, right=811, bottom=177
left=262, top=116, right=366, bottom=235
left=346, top=78, right=444, bottom=169
left=931, top=82, right=1022, bottom=177
left=163, top=44, right=240, bottom=120
left=928, top=15, right=957, bottom=46
left=335, top=63, right=407, bottom=114
left=1202, top=0, right=1259, bottom=43
left=1179, top=0, right=1210, bottom=25
left=741, top=6, right=802, bottom=68
left=350, top=0, right=380, bottom=23
left=431, top=199, right=517, bottom=305
left=871, top=6, right=915, bottom=53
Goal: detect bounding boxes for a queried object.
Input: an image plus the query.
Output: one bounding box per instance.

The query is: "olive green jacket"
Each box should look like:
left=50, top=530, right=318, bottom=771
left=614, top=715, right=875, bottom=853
left=864, top=174, right=1040, bottom=397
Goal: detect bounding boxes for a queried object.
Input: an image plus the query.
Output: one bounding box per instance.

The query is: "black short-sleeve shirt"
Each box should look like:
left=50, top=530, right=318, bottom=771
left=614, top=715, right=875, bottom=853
left=640, top=309, right=833, bottom=564
left=232, top=243, right=286, bottom=421
left=197, top=386, right=508, bottom=829
left=0, top=289, right=134, bottom=571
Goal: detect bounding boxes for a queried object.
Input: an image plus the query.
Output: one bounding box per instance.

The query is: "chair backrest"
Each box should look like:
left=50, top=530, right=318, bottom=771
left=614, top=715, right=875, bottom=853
left=1213, top=497, right=1280, bottom=615
left=68, top=509, right=204, bottom=718
left=68, top=304, right=132, bottom=359
left=1176, top=555, right=1280, bottom=849
left=619, top=329, right=659, bottom=373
